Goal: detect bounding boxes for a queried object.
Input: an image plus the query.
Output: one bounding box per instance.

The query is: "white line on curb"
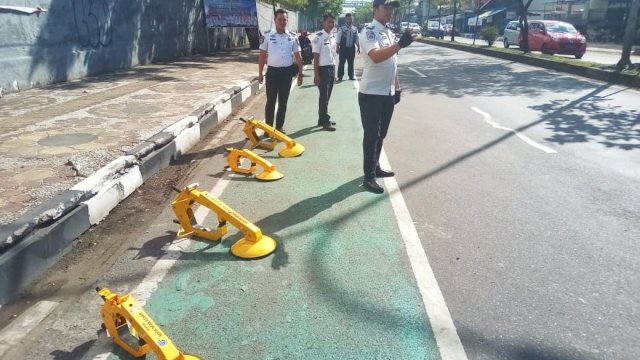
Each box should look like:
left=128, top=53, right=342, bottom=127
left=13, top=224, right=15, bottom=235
left=0, top=301, right=59, bottom=358
left=380, top=152, right=469, bottom=360
left=88, top=121, right=238, bottom=360
left=471, top=107, right=557, bottom=154
left=89, top=68, right=302, bottom=359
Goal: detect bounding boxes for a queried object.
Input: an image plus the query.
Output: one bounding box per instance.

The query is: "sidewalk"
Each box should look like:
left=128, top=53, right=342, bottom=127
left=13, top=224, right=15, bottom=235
left=0, top=48, right=262, bottom=303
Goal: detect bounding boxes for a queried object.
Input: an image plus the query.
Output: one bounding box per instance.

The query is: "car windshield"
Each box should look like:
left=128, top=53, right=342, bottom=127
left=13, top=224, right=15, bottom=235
left=547, top=23, right=578, bottom=34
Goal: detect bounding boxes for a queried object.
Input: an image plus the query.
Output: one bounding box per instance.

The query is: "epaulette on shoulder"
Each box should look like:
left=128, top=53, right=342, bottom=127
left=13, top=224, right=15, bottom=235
left=365, top=24, right=374, bottom=30
left=264, top=30, right=271, bottom=34
left=316, top=31, right=323, bottom=36
left=289, top=31, right=296, bottom=35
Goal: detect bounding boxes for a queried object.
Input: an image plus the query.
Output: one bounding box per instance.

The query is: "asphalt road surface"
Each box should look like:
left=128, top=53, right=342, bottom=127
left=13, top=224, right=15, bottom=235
left=387, top=42, right=640, bottom=359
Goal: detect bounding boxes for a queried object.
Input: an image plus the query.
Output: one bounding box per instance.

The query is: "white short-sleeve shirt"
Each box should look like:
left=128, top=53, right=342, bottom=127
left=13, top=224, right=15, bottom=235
left=358, top=20, right=398, bottom=96
left=311, top=30, right=337, bottom=66
left=259, top=29, right=301, bottom=68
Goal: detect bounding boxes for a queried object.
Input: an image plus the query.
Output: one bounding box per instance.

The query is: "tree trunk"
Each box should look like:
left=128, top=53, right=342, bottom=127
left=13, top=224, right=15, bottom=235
left=518, top=0, right=533, bottom=52
left=616, top=0, right=640, bottom=71
left=451, top=0, right=457, bottom=42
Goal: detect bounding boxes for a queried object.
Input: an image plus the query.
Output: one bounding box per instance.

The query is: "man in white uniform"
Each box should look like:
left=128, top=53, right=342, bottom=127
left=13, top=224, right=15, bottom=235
left=258, top=9, right=304, bottom=133
left=358, top=0, right=416, bottom=193
left=312, top=14, right=338, bottom=131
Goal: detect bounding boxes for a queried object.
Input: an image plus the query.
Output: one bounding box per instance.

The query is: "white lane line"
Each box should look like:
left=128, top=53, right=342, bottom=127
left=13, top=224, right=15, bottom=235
left=88, top=122, right=238, bottom=360
left=471, top=107, right=557, bottom=154
left=380, top=152, right=468, bottom=360
left=409, top=67, right=427, bottom=77
left=0, top=301, right=59, bottom=358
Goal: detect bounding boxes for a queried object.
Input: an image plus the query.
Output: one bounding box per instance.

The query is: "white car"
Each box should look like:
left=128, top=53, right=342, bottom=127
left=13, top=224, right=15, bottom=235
left=408, top=23, right=421, bottom=33
left=503, top=20, right=521, bottom=48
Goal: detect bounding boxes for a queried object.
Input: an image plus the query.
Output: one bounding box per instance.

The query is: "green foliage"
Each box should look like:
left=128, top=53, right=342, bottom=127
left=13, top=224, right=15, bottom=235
left=353, top=2, right=373, bottom=25
left=481, top=26, right=498, bottom=47
left=304, top=0, right=343, bottom=22
left=258, top=0, right=309, bottom=11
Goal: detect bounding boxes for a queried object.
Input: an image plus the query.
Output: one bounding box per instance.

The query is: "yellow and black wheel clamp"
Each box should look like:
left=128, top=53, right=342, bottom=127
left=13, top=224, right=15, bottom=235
left=226, top=147, right=284, bottom=181
left=240, top=117, right=305, bottom=157
left=171, top=183, right=277, bottom=258
left=96, top=287, right=201, bottom=360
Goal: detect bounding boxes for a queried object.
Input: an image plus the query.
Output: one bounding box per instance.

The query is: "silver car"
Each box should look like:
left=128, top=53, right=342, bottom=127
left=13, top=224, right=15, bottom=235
left=503, top=20, right=520, bottom=48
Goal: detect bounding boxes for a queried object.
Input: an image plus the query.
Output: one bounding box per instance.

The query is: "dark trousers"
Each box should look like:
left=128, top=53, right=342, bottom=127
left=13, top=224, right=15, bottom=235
left=358, top=92, right=394, bottom=180
left=265, top=66, right=293, bottom=130
left=317, top=65, right=335, bottom=125
left=338, top=47, right=356, bottom=80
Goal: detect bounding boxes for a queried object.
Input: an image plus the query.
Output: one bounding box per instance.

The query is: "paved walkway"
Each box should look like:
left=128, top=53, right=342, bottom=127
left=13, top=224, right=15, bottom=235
left=0, top=49, right=258, bottom=226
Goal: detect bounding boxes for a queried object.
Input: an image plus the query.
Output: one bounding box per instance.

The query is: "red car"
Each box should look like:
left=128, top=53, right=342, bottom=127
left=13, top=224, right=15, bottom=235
left=520, top=20, right=587, bottom=59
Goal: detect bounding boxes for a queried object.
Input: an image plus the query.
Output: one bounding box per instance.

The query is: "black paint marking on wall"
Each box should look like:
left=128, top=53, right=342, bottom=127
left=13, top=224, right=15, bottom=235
left=73, top=0, right=113, bottom=48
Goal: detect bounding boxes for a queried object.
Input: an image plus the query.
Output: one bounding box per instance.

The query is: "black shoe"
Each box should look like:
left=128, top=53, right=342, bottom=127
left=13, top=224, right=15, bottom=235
left=349, top=77, right=356, bottom=80
left=337, top=78, right=342, bottom=82
left=322, top=124, right=336, bottom=131
left=375, top=168, right=395, bottom=178
left=362, top=179, right=384, bottom=194
left=317, top=121, right=336, bottom=126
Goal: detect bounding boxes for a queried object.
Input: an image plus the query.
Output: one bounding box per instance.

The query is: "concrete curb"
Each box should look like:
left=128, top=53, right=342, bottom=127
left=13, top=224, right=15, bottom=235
left=418, top=39, right=640, bottom=88
left=0, top=77, right=261, bottom=304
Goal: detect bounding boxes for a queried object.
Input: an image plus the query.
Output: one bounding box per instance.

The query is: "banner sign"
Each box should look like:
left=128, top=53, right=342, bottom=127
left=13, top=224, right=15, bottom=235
left=204, top=0, right=258, bottom=28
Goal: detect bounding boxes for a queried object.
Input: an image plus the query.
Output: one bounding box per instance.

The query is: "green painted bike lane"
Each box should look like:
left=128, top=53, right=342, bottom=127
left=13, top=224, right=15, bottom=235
left=117, top=68, right=441, bottom=359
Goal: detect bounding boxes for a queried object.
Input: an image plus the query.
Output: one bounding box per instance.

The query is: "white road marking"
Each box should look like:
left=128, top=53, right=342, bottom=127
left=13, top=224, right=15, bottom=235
left=356, top=74, right=466, bottom=359
left=0, top=301, right=59, bottom=358
left=88, top=121, right=239, bottom=359
left=409, top=67, right=427, bottom=77
left=471, top=107, right=557, bottom=154
left=380, top=152, right=468, bottom=360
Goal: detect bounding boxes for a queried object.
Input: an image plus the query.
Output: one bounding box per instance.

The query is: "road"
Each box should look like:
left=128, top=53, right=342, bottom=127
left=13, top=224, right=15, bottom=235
left=1, top=42, right=639, bottom=360
left=390, top=42, right=640, bottom=359
left=451, top=36, right=640, bottom=65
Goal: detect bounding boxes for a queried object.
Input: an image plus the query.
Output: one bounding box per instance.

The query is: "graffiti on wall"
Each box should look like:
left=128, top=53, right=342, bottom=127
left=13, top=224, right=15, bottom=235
left=73, top=0, right=113, bottom=48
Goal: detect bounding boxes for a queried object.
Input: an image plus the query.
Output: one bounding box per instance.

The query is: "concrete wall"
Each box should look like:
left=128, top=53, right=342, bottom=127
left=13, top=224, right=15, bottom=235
left=0, top=1, right=307, bottom=94
left=0, top=0, right=211, bottom=94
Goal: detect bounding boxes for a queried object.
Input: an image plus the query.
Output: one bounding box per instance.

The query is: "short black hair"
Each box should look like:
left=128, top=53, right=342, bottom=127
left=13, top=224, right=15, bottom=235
left=274, top=8, right=287, bottom=17
left=345, top=13, right=352, bottom=17
left=323, top=13, right=335, bottom=21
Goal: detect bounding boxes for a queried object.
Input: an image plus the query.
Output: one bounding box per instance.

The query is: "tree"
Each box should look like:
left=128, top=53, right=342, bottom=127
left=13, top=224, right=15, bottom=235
left=304, top=0, right=343, bottom=24
left=516, top=0, right=534, bottom=52
left=616, top=0, right=640, bottom=72
left=353, top=2, right=374, bottom=25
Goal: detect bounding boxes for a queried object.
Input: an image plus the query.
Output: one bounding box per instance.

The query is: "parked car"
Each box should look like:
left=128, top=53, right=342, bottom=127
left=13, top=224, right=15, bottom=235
left=520, top=20, right=587, bottom=59
left=503, top=20, right=520, bottom=48
left=408, top=22, right=422, bottom=33
left=424, top=21, right=444, bottom=39
left=400, top=22, right=410, bottom=32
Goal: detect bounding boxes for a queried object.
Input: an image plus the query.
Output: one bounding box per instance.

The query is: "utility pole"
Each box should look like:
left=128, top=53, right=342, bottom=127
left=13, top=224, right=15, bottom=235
left=451, top=0, right=457, bottom=41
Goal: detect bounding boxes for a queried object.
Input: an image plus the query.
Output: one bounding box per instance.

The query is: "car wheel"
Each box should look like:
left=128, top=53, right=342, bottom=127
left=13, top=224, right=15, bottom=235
left=503, top=38, right=510, bottom=48
left=574, top=54, right=583, bottom=59
left=541, top=44, right=554, bottom=55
